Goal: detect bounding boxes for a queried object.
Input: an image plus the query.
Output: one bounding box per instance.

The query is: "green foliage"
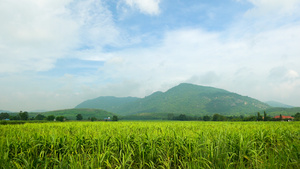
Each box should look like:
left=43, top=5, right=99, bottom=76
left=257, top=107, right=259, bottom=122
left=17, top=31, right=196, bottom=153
left=0, top=112, right=9, bottom=120
left=257, top=112, right=263, bottom=121
left=76, top=114, right=83, bottom=120
left=56, top=116, right=65, bottom=122
left=212, top=113, right=227, bottom=121
left=177, top=114, right=187, bottom=121
left=90, top=117, right=97, bottom=121
left=295, top=113, right=300, bottom=121
left=0, top=121, right=299, bottom=168
left=280, top=114, right=282, bottom=120
left=35, top=114, right=46, bottom=120
left=0, top=121, right=26, bottom=125
left=41, top=108, right=115, bottom=120
left=243, top=116, right=257, bottom=121
left=46, top=115, right=55, bottom=121
left=167, top=113, right=175, bottom=120
left=10, top=115, right=21, bottom=120
left=112, top=115, right=118, bottom=121
left=203, top=115, right=211, bottom=121
left=264, top=111, right=267, bottom=121
left=19, top=111, right=28, bottom=120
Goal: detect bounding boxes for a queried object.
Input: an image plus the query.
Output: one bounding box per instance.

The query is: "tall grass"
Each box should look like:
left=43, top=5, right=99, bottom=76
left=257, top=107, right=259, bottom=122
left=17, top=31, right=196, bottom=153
left=0, top=121, right=299, bottom=168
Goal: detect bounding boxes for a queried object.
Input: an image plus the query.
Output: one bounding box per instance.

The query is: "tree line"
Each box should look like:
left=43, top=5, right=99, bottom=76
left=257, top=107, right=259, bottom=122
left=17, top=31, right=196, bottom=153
left=1, top=111, right=299, bottom=122
left=0, top=112, right=118, bottom=122
left=167, top=112, right=300, bottom=121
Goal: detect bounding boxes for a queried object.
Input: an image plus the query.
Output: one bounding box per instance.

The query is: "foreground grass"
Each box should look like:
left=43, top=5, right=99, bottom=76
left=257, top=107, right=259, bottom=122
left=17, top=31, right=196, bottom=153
left=0, top=121, right=299, bottom=168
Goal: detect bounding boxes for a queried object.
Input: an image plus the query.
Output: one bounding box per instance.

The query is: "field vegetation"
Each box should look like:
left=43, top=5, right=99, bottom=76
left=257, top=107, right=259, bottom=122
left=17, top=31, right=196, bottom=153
left=0, top=121, right=299, bottom=168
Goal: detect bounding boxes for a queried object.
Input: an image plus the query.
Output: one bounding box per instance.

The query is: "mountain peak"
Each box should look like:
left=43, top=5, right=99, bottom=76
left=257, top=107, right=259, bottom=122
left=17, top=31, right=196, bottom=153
left=167, top=83, right=229, bottom=94
left=76, top=83, right=270, bottom=116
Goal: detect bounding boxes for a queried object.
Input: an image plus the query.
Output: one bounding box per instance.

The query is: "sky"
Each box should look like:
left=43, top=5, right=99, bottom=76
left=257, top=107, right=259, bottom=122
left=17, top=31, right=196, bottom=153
left=1, top=0, right=300, bottom=112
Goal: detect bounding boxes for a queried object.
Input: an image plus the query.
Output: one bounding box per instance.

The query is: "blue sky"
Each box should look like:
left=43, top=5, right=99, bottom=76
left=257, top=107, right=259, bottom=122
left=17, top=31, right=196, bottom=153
left=1, top=0, right=300, bottom=111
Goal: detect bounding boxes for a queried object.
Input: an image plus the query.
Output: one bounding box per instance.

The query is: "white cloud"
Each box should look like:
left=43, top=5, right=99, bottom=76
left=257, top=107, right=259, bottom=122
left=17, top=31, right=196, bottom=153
left=70, top=0, right=120, bottom=47
left=123, top=0, right=161, bottom=15
left=0, top=0, right=79, bottom=73
left=246, top=0, right=300, bottom=17
left=0, top=0, right=120, bottom=73
left=96, top=20, right=300, bottom=105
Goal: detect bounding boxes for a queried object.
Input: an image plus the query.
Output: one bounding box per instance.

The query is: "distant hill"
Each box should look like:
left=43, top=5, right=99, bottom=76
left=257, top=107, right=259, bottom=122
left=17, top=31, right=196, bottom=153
left=0, top=110, right=11, bottom=113
left=265, top=107, right=300, bottom=117
left=32, top=108, right=115, bottom=120
left=265, top=101, right=293, bottom=108
left=76, top=83, right=271, bottom=117
left=76, top=96, right=139, bottom=112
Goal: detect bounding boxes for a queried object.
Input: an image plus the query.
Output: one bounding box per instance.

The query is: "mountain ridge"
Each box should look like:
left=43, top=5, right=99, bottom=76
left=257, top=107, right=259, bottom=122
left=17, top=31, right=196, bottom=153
left=0, top=110, right=11, bottom=113
left=76, top=83, right=271, bottom=116
left=265, top=101, right=294, bottom=108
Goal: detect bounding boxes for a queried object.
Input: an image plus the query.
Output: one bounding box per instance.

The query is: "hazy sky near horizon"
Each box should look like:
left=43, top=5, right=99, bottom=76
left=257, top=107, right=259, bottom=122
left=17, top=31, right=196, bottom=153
left=1, top=0, right=300, bottom=111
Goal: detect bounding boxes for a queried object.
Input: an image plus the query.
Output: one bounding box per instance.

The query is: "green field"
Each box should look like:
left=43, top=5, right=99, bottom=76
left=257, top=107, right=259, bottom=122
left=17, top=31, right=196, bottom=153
left=1, top=121, right=299, bottom=168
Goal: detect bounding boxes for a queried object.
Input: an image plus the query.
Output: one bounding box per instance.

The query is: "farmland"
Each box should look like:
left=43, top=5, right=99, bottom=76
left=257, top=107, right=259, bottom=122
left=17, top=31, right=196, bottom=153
left=0, top=121, right=299, bottom=168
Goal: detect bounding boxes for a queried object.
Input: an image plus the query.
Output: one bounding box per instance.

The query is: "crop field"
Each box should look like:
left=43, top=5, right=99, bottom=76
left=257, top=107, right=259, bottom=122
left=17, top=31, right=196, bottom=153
left=0, top=121, right=299, bottom=169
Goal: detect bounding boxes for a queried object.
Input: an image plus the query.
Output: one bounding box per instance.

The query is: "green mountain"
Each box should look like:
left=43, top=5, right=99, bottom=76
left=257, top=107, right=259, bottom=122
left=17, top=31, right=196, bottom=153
left=76, top=83, right=271, bottom=116
left=32, top=108, right=115, bottom=120
left=76, top=96, right=139, bottom=112
left=265, top=101, right=293, bottom=108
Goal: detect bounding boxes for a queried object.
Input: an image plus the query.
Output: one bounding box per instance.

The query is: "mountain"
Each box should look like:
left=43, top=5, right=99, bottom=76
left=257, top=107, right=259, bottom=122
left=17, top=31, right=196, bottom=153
left=76, top=83, right=271, bottom=116
left=32, top=108, right=115, bottom=120
left=76, top=96, right=139, bottom=113
left=0, top=110, right=11, bottom=113
left=265, top=101, right=293, bottom=108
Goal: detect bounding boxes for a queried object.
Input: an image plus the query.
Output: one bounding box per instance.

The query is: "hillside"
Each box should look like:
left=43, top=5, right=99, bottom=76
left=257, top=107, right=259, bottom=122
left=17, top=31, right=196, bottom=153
left=35, top=108, right=115, bottom=120
left=265, top=107, right=300, bottom=117
left=265, top=101, right=293, bottom=108
left=76, top=83, right=271, bottom=116
left=76, top=96, right=139, bottom=113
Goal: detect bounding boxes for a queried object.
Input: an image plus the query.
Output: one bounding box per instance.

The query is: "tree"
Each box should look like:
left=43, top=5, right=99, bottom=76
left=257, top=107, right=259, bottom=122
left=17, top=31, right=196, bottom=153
left=244, top=116, right=257, bottom=121
left=280, top=114, right=282, bottom=121
left=112, top=115, right=118, bottom=121
left=167, top=113, right=174, bottom=120
left=257, top=112, right=262, bottom=121
left=35, top=114, right=46, bottom=120
left=294, top=112, right=300, bottom=121
left=91, top=117, right=97, bottom=122
left=46, top=115, right=55, bottom=121
left=203, top=115, right=210, bottom=121
left=0, top=112, right=9, bottom=120
left=264, top=111, right=267, bottom=121
left=10, top=115, right=20, bottom=120
left=76, top=114, right=83, bottom=121
left=212, top=114, right=219, bottom=121
left=178, top=114, right=187, bottom=121
left=56, top=116, right=65, bottom=122
left=19, top=111, right=28, bottom=120
left=212, top=114, right=226, bottom=121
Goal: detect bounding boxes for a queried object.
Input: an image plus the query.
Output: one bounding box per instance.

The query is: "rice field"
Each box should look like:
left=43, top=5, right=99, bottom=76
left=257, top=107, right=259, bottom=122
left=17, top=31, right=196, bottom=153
left=0, top=121, right=299, bottom=169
